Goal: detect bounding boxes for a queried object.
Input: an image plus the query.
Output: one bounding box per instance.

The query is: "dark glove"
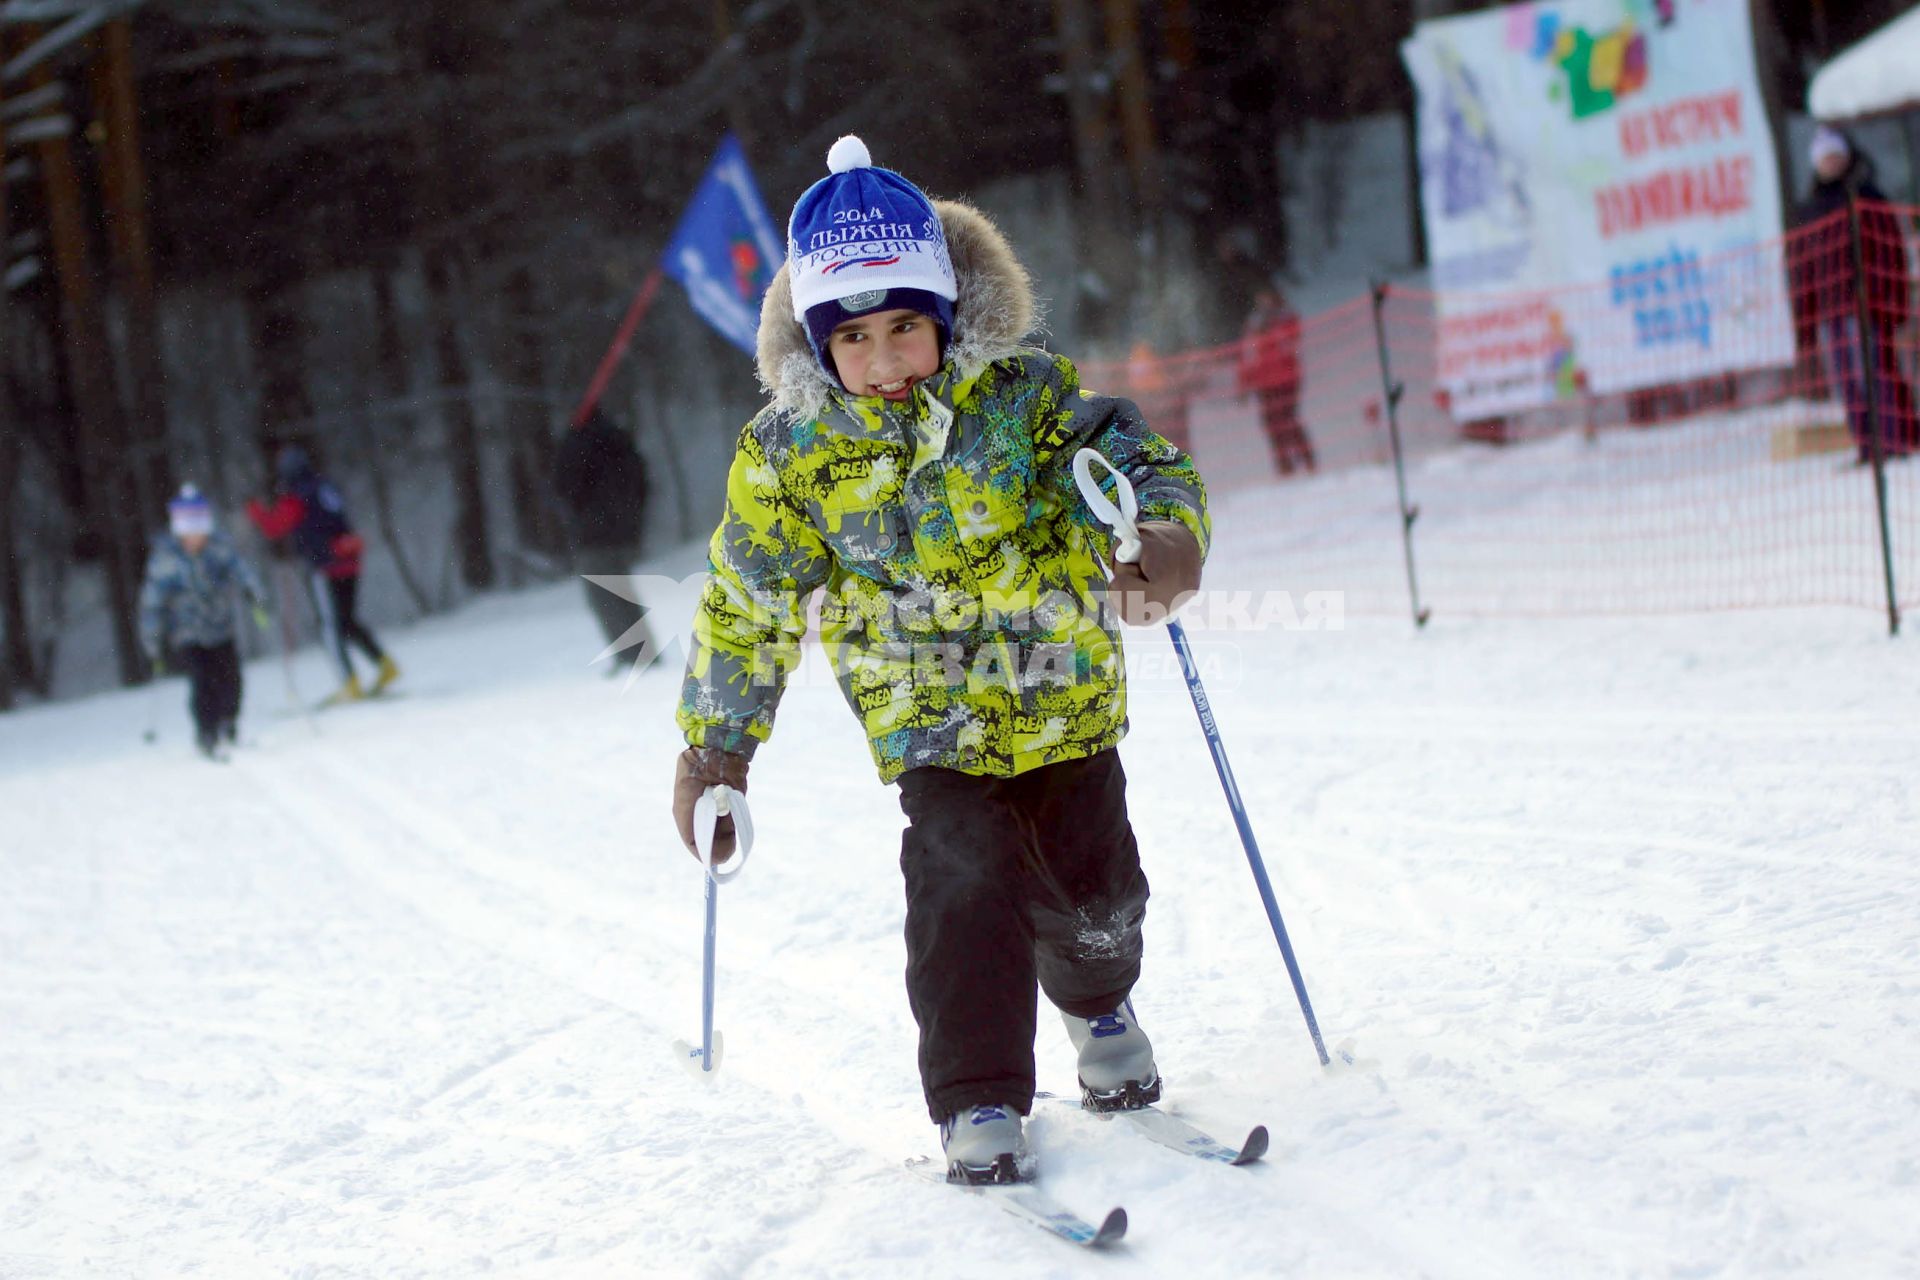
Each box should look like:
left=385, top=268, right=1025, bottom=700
left=1108, top=521, right=1202, bottom=626
left=673, top=747, right=750, bottom=865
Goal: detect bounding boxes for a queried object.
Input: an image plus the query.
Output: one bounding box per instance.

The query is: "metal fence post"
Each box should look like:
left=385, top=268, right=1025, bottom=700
left=1845, top=194, right=1902, bottom=637
left=1370, top=280, right=1431, bottom=628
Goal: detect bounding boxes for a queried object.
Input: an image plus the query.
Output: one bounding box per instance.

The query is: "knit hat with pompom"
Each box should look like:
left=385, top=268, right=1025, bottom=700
left=785, top=135, right=957, bottom=383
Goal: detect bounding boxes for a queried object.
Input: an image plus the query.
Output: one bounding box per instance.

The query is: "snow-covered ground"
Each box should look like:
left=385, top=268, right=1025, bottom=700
left=4, top=453, right=1918, bottom=1278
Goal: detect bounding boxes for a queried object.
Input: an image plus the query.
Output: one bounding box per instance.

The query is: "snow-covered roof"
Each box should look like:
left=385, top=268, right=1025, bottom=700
left=1810, top=5, right=1920, bottom=122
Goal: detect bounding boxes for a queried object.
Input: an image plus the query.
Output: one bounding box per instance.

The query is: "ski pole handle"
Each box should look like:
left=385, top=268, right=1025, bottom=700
left=1072, top=449, right=1142, bottom=565
left=693, top=784, right=753, bottom=883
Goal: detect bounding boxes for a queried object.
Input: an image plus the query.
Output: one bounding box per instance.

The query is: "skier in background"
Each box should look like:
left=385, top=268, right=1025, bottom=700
left=671, top=137, right=1209, bottom=1183
left=1793, top=125, right=1918, bottom=461
left=247, top=445, right=400, bottom=704
left=139, top=485, right=269, bottom=759
left=552, top=406, right=654, bottom=668
left=1239, top=286, right=1315, bottom=476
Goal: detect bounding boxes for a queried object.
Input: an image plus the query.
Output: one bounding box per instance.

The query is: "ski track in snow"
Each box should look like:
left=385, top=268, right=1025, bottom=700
left=3, top=531, right=1919, bottom=1276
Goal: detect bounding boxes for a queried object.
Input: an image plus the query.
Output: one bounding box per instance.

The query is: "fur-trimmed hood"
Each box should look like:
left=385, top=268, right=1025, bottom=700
left=755, top=198, right=1039, bottom=419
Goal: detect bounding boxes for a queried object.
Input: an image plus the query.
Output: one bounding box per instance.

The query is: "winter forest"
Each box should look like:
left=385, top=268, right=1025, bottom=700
left=0, top=0, right=1904, bottom=705
left=3, top=0, right=1360, bottom=702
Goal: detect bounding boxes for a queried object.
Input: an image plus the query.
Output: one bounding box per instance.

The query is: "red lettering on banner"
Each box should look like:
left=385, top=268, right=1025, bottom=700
left=1439, top=300, right=1550, bottom=342
left=1438, top=301, right=1555, bottom=378
left=1594, top=155, right=1753, bottom=238
left=1617, top=91, right=1744, bottom=160
left=1440, top=337, right=1553, bottom=377
left=1621, top=116, right=1649, bottom=159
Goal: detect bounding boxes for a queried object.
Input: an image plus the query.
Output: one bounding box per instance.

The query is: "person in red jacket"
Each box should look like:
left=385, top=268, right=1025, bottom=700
left=247, top=445, right=399, bottom=703
left=1239, top=287, right=1315, bottom=476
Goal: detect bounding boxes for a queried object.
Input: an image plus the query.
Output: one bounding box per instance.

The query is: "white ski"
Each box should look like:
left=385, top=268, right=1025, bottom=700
left=1111, top=1105, right=1268, bottom=1166
left=904, top=1157, right=1127, bottom=1248
left=1036, top=1092, right=1268, bottom=1166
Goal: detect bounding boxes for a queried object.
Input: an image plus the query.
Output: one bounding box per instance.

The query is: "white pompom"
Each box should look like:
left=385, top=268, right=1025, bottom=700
left=827, top=135, right=872, bottom=174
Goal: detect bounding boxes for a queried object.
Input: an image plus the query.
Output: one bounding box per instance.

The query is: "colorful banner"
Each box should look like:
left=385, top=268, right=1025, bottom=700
left=662, top=134, right=785, bottom=356
left=1402, top=0, right=1793, bottom=418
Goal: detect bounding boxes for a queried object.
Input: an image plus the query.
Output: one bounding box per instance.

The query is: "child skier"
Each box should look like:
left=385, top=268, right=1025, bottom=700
left=140, top=485, right=269, bottom=758
left=247, top=445, right=400, bottom=704
left=672, top=137, right=1209, bottom=1183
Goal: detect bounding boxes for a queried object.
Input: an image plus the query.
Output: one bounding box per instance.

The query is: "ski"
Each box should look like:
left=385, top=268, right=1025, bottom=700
left=1113, top=1105, right=1268, bottom=1166
left=1037, top=1093, right=1268, bottom=1166
left=311, top=689, right=404, bottom=714
left=904, top=1157, right=1127, bottom=1249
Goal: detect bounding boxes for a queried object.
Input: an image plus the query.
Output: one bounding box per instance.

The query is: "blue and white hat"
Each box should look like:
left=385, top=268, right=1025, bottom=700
left=168, top=484, right=214, bottom=537
left=786, top=136, right=958, bottom=377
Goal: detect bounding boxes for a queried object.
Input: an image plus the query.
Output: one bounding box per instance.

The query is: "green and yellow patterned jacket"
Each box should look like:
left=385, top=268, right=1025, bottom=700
left=677, top=199, right=1209, bottom=783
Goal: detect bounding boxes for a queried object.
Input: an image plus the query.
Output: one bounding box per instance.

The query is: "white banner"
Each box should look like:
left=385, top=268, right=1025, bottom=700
left=1402, top=0, right=1794, bottom=419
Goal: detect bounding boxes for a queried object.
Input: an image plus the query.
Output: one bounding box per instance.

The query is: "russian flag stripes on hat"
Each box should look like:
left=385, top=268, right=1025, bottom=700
left=168, top=484, right=214, bottom=537
left=786, top=136, right=957, bottom=378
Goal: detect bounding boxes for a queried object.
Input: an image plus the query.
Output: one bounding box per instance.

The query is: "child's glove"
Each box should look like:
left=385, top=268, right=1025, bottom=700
left=147, top=652, right=167, bottom=678
left=251, top=603, right=272, bottom=631
left=1108, top=521, right=1202, bottom=626
left=673, top=747, right=750, bottom=864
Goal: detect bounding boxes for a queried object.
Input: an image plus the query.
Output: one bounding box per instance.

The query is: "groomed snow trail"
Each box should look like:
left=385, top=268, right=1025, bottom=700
left=3, top=548, right=1917, bottom=1277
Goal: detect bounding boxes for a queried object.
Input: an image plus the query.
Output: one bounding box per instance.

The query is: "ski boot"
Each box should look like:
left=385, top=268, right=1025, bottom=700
left=372, top=655, right=401, bottom=694
left=1063, top=996, right=1161, bottom=1111
left=195, top=726, right=226, bottom=762
left=321, top=675, right=365, bottom=708
left=940, top=1103, right=1025, bottom=1184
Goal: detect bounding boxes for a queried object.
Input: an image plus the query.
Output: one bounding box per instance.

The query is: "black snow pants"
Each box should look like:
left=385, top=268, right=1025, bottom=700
left=575, top=543, right=651, bottom=653
left=312, top=573, right=385, bottom=681
left=897, top=749, right=1149, bottom=1124
left=179, top=642, right=241, bottom=743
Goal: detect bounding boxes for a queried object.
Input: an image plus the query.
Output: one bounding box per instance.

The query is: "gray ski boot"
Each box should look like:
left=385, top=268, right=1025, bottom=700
left=940, top=1103, right=1025, bottom=1184
left=1063, top=996, right=1161, bottom=1111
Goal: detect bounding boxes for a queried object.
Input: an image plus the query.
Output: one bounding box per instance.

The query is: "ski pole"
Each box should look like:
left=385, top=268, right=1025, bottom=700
left=1072, top=448, right=1341, bottom=1069
left=273, top=564, right=318, bottom=736
left=673, top=784, right=754, bottom=1081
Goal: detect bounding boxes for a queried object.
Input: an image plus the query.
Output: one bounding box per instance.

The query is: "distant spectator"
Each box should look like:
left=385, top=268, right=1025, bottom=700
left=140, top=485, right=268, bottom=759
left=1124, top=340, right=1192, bottom=453
left=248, top=445, right=400, bottom=704
left=1792, top=126, right=1918, bottom=461
left=553, top=406, right=654, bottom=666
left=1239, top=288, right=1315, bottom=476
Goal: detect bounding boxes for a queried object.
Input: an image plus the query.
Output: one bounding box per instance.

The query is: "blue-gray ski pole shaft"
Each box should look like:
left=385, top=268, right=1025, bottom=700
left=674, top=784, right=751, bottom=1082
left=699, top=868, right=718, bottom=1070
left=1165, top=619, right=1332, bottom=1067
left=1072, top=447, right=1337, bottom=1069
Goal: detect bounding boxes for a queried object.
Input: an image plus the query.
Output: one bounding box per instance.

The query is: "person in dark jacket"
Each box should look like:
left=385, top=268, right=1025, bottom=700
left=247, top=445, right=399, bottom=703
left=140, top=485, right=269, bottom=758
left=1792, top=126, right=1918, bottom=461
left=552, top=407, right=653, bottom=663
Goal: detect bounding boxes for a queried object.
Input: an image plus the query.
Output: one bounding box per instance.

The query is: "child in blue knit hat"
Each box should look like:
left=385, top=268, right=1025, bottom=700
left=139, top=485, right=269, bottom=759
left=671, top=136, right=1211, bottom=1183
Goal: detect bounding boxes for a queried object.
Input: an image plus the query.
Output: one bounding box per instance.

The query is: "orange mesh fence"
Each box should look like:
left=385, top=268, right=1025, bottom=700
left=1083, top=205, right=1920, bottom=625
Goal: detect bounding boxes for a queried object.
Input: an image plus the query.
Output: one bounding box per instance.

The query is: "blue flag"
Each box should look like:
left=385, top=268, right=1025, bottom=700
left=662, top=135, right=785, bottom=356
